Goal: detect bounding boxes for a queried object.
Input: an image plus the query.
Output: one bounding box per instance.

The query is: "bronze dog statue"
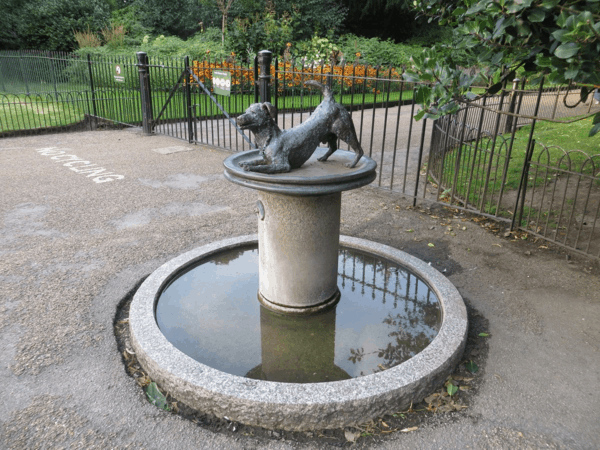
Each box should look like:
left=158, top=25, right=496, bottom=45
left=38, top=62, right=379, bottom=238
left=236, top=80, right=364, bottom=174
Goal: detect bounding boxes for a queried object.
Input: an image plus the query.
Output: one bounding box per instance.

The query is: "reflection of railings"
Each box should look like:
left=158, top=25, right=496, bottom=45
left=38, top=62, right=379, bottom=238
left=339, top=247, right=441, bottom=375
left=338, top=248, right=435, bottom=309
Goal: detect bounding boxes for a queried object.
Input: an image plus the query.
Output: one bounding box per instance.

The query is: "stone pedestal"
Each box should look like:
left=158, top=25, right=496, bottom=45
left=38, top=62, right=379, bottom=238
left=224, top=147, right=377, bottom=313
left=258, top=191, right=341, bottom=312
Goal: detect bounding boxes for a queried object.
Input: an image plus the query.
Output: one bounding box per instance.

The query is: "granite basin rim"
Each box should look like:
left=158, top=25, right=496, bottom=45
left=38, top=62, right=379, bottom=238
left=129, top=235, right=468, bottom=430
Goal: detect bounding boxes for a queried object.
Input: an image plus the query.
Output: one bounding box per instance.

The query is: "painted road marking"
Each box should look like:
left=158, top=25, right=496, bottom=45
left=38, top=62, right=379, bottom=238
left=35, top=147, right=124, bottom=183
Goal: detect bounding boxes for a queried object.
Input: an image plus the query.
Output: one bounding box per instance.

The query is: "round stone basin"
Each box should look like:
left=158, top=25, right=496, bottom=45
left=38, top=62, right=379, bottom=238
left=156, top=245, right=442, bottom=383
left=129, top=235, right=468, bottom=431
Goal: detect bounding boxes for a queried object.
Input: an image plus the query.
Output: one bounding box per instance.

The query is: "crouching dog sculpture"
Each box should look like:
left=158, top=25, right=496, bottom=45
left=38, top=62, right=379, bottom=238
left=236, top=80, right=364, bottom=174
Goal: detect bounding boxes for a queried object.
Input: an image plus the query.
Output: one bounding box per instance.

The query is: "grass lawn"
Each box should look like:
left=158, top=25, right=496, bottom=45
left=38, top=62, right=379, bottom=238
left=438, top=114, right=599, bottom=215
left=0, top=94, right=87, bottom=132
left=0, top=88, right=416, bottom=133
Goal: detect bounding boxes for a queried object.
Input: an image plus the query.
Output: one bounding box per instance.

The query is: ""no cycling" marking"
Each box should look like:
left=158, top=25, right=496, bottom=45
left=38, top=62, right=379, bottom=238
left=35, top=148, right=124, bottom=183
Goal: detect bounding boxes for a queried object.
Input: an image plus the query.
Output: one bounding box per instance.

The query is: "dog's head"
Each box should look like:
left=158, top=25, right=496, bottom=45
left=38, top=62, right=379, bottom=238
left=236, top=102, right=277, bottom=131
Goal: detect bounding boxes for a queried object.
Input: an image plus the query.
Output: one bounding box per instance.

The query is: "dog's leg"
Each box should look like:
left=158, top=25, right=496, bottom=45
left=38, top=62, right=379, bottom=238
left=339, top=131, right=364, bottom=168
left=245, top=163, right=291, bottom=174
left=240, top=156, right=268, bottom=171
left=346, top=141, right=364, bottom=168
left=317, top=133, right=338, bottom=162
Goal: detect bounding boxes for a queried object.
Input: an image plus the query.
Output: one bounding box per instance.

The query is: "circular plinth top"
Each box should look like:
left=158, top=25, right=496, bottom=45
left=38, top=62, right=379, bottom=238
left=223, top=148, right=377, bottom=196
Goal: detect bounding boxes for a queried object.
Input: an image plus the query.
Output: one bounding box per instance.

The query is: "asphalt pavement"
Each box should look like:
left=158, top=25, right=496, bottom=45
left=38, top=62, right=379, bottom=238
left=1, top=128, right=598, bottom=449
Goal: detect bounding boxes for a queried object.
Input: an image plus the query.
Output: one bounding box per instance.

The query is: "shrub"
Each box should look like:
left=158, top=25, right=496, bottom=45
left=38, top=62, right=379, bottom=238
left=74, top=27, right=101, bottom=49
left=290, top=35, right=340, bottom=65
left=102, top=25, right=126, bottom=49
left=20, top=0, right=109, bottom=51
left=336, top=34, right=423, bottom=68
left=227, top=11, right=294, bottom=61
left=111, top=5, right=152, bottom=46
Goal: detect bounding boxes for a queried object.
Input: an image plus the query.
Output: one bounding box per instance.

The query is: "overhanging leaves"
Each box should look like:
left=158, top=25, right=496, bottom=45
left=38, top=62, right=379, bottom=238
left=409, top=0, right=600, bottom=136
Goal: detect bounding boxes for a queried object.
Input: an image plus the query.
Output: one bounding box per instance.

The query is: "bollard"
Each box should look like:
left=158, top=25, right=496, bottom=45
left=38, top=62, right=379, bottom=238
left=137, top=52, right=153, bottom=135
left=257, top=50, right=272, bottom=104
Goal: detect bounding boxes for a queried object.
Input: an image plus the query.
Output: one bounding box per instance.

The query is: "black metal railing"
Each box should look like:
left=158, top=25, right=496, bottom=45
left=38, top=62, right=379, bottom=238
left=427, top=83, right=600, bottom=260
left=2, top=49, right=598, bottom=259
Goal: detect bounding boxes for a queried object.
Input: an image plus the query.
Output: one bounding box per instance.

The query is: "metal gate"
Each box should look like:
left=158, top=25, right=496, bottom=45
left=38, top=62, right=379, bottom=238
left=136, top=52, right=255, bottom=151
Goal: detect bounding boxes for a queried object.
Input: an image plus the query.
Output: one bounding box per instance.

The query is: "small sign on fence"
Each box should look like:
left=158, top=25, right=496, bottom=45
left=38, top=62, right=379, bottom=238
left=114, top=64, right=125, bottom=83
left=212, top=70, right=231, bottom=96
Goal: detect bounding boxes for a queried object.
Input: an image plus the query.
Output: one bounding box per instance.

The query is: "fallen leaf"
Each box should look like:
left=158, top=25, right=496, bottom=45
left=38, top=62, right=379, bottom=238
left=453, top=403, right=468, bottom=411
left=381, top=421, right=389, bottom=428
left=478, top=332, right=489, bottom=337
left=447, top=383, right=458, bottom=396
left=406, top=229, right=414, bottom=232
left=344, top=430, right=358, bottom=442
left=459, top=385, right=471, bottom=391
left=465, top=361, right=479, bottom=373
left=424, top=394, right=439, bottom=403
left=401, top=427, right=418, bottom=433
left=428, top=243, right=435, bottom=247
left=146, top=382, right=170, bottom=411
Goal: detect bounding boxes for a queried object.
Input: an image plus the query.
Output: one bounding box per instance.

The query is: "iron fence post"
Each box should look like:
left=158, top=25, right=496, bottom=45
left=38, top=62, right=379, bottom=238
left=0, top=54, right=6, bottom=92
left=505, top=78, right=518, bottom=133
left=48, top=51, right=58, bottom=98
left=551, top=85, right=560, bottom=119
left=86, top=54, right=97, bottom=125
left=184, top=56, right=194, bottom=143
left=258, top=50, right=272, bottom=104
left=253, top=56, right=259, bottom=104
left=137, top=52, right=153, bottom=135
left=511, top=78, right=545, bottom=231
left=18, top=53, right=30, bottom=95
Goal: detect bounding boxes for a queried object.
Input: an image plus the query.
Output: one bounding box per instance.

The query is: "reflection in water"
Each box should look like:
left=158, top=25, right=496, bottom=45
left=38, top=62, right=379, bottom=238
left=246, top=306, right=351, bottom=383
left=156, top=246, right=441, bottom=383
left=338, top=249, right=440, bottom=375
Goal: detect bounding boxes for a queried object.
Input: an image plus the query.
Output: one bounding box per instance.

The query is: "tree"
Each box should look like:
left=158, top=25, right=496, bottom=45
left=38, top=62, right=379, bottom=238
left=341, top=0, right=416, bottom=41
left=0, top=0, right=27, bottom=49
left=135, top=0, right=202, bottom=39
left=407, top=0, right=600, bottom=136
left=216, top=0, right=235, bottom=46
left=11, top=0, right=110, bottom=51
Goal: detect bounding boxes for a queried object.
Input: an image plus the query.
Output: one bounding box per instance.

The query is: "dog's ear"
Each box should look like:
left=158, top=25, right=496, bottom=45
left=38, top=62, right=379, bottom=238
left=262, top=102, right=277, bottom=121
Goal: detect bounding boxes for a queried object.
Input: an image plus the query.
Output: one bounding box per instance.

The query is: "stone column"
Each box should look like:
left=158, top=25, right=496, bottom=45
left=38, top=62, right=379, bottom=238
left=257, top=191, right=341, bottom=313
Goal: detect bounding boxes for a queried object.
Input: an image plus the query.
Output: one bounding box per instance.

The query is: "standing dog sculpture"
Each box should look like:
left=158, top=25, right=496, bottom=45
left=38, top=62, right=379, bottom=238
left=236, top=80, right=364, bottom=174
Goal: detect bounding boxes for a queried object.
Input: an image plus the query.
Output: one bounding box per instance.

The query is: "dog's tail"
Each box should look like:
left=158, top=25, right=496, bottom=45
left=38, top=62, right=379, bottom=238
left=304, top=80, right=332, bottom=99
